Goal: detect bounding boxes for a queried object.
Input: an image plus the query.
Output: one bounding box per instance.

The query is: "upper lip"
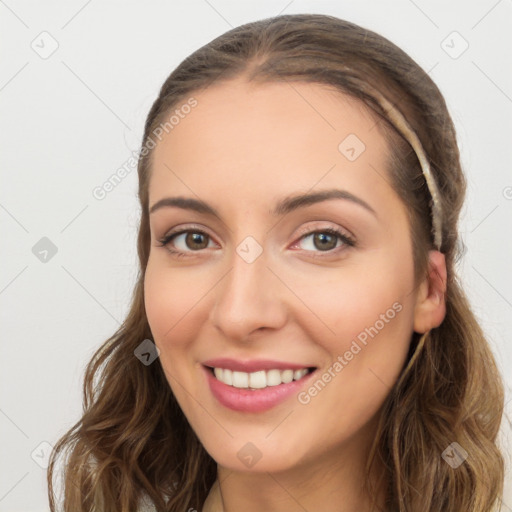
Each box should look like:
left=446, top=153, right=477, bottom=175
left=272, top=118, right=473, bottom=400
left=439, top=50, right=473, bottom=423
left=202, top=358, right=316, bottom=373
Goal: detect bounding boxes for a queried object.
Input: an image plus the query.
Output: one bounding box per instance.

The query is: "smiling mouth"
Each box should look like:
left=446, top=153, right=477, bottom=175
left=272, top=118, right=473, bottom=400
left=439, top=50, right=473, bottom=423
left=205, top=365, right=316, bottom=390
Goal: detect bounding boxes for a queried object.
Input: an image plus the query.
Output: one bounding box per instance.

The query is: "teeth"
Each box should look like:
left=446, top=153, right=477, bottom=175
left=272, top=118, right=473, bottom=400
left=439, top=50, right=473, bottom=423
left=249, top=370, right=266, bottom=389
left=223, top=368, right=233, bottom=386
left=232, top=371, right=248, bottom=388
left=212, top=367, right=310, bottom=389
left=293, top=369, right=306, bottom=380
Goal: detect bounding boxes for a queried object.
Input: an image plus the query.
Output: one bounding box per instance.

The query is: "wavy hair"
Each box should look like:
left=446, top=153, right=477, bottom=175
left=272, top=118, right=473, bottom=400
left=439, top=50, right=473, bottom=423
left=47, top=13, right=507, bottom=512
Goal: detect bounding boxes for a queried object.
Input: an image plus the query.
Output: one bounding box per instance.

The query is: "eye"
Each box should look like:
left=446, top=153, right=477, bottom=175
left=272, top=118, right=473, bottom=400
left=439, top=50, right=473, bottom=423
left=157, top=228, right=216, bottom=257
left=157, top=225, right=356, bottom=259
left=292, top=227, right=355, bottom=257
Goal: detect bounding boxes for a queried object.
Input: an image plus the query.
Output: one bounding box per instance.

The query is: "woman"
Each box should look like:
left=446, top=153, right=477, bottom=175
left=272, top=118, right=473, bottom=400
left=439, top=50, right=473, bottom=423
left=47, top=13, right=507, bottom=512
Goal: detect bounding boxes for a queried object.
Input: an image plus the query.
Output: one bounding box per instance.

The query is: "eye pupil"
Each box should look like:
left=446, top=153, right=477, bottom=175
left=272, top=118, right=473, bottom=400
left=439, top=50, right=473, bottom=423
left=314, top=232, right=337, bottom=251
left=186, top=232, right=209, bottom=250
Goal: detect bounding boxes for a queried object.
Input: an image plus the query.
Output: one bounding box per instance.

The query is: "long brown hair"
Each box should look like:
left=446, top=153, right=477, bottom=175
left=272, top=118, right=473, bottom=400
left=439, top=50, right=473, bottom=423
left=47, top=13, right=507, bottom=511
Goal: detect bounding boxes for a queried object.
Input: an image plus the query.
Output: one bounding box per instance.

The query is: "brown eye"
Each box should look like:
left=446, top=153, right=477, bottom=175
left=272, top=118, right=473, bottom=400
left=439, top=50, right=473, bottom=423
left=296, top=228, right=355, bottom=255
left=184, top=232, right=210, bottom=250
left=312, top=232, right=338, bottom=251
left=158, top=229, right=215, bottom=256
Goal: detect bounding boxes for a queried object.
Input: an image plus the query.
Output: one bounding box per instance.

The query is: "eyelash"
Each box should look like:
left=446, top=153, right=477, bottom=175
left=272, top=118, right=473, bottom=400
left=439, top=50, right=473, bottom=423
left=157, top=225, right=356, bottom=259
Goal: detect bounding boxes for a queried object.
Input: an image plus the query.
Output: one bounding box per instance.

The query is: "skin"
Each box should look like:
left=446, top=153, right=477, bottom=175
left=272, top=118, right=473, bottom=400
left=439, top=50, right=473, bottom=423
left=144, top=78, right=447, bottom=512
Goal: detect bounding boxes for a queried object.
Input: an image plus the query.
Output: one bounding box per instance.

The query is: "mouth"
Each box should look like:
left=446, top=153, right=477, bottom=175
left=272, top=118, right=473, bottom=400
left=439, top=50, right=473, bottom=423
left=202, top=363, right=318, bottom=413
left=204, top=365, right=317, bottom=390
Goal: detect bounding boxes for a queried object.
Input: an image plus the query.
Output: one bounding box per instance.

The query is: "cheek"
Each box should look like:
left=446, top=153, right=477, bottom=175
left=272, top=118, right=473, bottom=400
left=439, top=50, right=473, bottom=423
left=289, top=258, right=412, bottom=339
left=332, top=281, right=410, bottom=347
left=286, top=254, right=415, bottom=388
left=143, top=258, right=210, bottom=346
left=143, top=260, right=206, bottom=410
left=289, top=273, right=414, bottom=445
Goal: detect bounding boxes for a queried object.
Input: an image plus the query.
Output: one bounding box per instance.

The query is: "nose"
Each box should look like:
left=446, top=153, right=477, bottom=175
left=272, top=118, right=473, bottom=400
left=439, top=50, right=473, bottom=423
left=209, top=244, right=288, bottom=342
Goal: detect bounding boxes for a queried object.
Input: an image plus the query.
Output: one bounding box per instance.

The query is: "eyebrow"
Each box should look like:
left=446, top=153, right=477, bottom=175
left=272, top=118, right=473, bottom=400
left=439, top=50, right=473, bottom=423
left=149, top=189, right=377, bottom=218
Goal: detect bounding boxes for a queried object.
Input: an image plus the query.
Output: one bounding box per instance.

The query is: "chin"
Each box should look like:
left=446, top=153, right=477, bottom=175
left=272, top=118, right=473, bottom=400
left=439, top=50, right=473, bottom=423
left=203, top=436, right=311, bottom=474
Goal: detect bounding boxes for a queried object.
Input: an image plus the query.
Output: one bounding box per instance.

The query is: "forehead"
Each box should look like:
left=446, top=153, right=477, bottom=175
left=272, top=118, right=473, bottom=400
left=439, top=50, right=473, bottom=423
left=149, top=78, right=398, bottom=217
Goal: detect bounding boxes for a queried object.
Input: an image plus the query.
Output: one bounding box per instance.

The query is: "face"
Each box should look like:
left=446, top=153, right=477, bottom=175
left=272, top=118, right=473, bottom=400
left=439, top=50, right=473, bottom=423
left=144, top=78, right=422, bottom=474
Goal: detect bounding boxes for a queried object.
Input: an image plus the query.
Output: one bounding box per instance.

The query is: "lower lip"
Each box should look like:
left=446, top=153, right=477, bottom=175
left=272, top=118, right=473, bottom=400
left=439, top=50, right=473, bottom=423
left=203, top=365, right=316, bottom=413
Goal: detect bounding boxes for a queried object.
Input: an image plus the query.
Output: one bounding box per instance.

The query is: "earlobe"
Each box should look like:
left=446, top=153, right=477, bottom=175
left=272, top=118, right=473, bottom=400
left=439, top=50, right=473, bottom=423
left=413, top=250, right=447, bottom=333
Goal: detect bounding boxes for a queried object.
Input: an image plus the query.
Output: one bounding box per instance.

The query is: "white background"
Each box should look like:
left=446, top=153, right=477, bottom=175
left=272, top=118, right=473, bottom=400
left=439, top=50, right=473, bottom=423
left=1, top=1, right=511, bottom=510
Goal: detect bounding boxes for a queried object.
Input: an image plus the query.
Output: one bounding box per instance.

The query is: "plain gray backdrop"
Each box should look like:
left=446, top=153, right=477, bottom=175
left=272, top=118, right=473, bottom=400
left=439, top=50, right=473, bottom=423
left=1, top=0, right=511, bottom=510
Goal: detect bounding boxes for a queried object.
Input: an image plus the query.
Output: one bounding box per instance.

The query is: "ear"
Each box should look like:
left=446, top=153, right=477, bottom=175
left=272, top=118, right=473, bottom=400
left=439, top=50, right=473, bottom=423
left=413, top=250, right=447, bottom=333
